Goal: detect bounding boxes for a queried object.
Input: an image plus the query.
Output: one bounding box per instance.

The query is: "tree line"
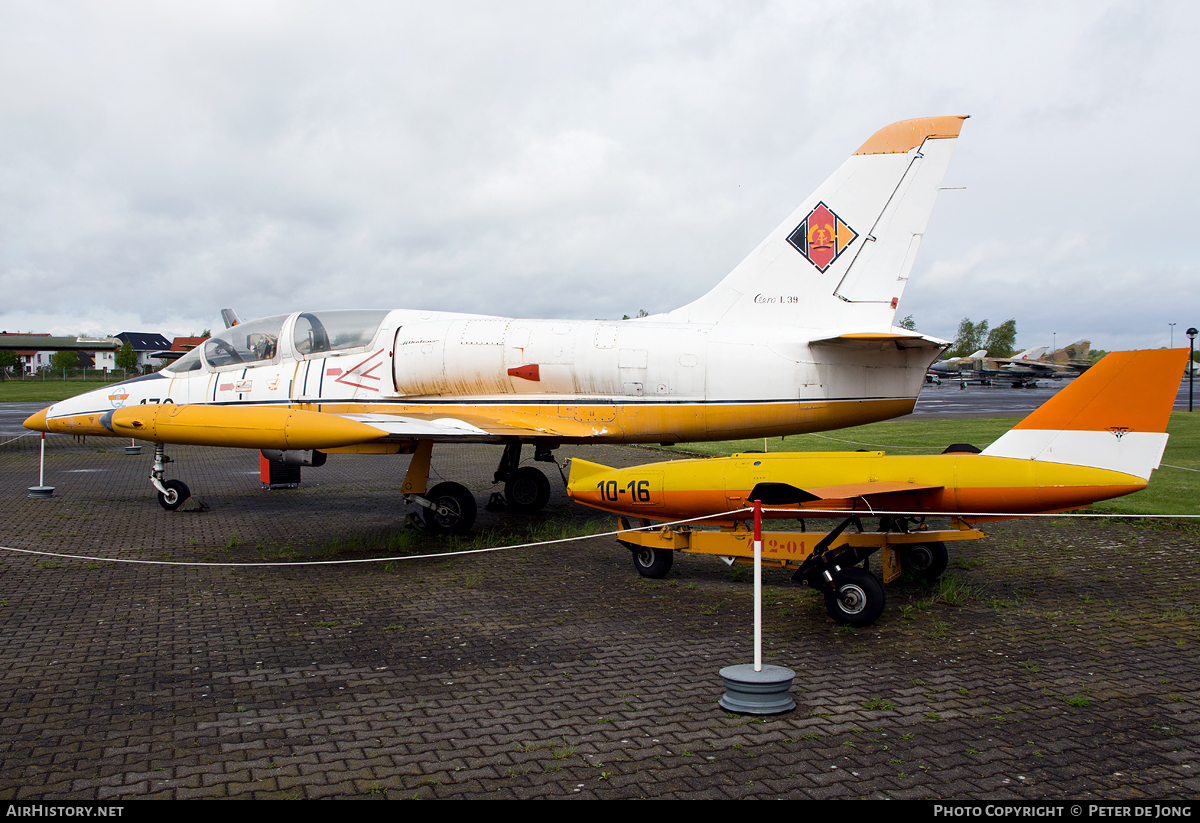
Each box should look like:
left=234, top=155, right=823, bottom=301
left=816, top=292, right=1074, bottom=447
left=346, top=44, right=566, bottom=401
left=900, top=315, right=1019, bottom=359
left=948, top=318, right=1017, bottom=359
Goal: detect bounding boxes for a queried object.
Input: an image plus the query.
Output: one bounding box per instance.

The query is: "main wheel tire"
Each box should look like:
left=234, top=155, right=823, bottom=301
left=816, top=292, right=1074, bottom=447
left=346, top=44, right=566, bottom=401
left=631, top=546, right=673, bottom=579
left=157, top=479, right=190, bottom=511
left=504, top=466, right=551, bottom=512
left=824, top=567, right=885, bottom=626
left=903, top=542, right=949, bottom=582
left=422, top=482, right=477, bottom=534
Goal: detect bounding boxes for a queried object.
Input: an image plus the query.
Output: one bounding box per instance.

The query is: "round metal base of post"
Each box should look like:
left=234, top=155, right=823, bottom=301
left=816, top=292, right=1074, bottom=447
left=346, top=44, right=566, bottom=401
left=124, top=445, right=143, bottom=455
left=27, top=486, right=55, bottom=499
left=718, top=664, right=796, bottom=715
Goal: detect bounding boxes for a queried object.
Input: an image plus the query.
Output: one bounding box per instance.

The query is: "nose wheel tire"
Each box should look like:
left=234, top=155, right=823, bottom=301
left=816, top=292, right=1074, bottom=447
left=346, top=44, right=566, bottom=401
left=824, top=568, right=885, bottom=627
left=422, top=482, right=477, bottom=535
left=157, top=479, right=190, bottom=511
left=631, top=546, right=673, bottom=579
left=902, top=542, right=948, bottom=582
left=504, top=467, right=551, bottom=512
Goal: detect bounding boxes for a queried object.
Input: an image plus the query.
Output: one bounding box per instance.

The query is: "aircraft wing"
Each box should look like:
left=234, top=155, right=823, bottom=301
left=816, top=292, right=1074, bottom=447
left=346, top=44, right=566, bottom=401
left=342, top=413, right=492, bottom=437
left=997, top=360, right=1061, bottom=372
left=747, top=480, right=944, bottom=506
left=338, top=406, right=624, bottom=440
left=802, top=481, right=946, bottom=499
left=340, top=412, right=552, bottom=440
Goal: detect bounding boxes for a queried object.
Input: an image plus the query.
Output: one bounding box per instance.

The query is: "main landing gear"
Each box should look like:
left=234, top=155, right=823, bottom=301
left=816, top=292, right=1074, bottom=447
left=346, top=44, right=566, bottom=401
left=398, top=440, right=476, bottom=534
left=400, top=440, right=563, bottom=534
left=399, top=440, right=564, bottom=534
left=489, top=441, right=559, bottom=512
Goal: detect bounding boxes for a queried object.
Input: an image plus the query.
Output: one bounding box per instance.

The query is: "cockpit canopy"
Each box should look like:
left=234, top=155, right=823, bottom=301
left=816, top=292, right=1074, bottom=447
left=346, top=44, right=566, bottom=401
left=293, top=310, right=389, bottom=355
left=201, top=314, right=289, bottom=369
left=164, top=346, right=204, bottom=374
left=164, top=310, right=390, bottom=374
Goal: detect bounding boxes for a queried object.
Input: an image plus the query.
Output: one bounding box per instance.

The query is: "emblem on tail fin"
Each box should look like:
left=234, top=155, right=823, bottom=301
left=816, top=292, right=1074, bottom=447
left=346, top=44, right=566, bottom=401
left=787, top=201, right=858, bottom=272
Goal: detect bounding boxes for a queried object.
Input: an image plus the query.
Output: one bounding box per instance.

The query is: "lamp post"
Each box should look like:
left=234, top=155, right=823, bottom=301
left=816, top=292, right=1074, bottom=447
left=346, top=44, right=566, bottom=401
left=1188, top=328, right=1197, bottom=412
left=1170, top=323, right=1176, bottom=348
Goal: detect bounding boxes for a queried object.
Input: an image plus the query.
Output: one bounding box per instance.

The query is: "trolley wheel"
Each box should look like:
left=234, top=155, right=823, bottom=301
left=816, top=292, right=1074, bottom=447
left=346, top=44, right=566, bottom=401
left=903, top=542, right=949, bottom=582
left=422, top=482, right=477, bottom=534
left=824, top=568, right=885, bottom=627
left=157, top=479, right=190, bottom=511
left=504, top=466, right=551, bottom=512
left=630, top=545, right=673, bottom=579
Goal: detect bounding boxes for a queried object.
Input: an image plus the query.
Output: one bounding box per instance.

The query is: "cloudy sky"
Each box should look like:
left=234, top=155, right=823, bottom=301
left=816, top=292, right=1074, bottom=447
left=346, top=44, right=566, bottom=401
left=1, top=1, right=1197, bottom=352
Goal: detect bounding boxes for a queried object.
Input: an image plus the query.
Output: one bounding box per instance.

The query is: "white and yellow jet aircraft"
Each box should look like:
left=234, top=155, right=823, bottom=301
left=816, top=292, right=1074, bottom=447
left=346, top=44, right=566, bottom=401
left=26, top=115, right=968, bottom=533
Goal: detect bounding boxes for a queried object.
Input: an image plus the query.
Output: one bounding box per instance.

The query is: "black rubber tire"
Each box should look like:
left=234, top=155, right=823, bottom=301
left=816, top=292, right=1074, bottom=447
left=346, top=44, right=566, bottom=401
left=157, top=479, right=190, bottom=511
left=630, top=546, right=673, bottom=579
left=903, top=542, right=949, bottom=582
left=824, top=567, right=886, bottom=627
left=422, top=482, right=477, bottom=534
left=504, top=466, right=551, bottom=512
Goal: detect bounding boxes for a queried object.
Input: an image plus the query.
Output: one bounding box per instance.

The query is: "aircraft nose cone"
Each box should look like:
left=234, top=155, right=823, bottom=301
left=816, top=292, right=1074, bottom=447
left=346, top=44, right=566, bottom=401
left=23, top=406, right=50, bottom=432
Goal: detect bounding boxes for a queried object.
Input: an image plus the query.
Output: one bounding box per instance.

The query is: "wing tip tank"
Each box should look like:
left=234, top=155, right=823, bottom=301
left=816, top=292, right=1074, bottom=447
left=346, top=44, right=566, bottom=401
left=107, top=405, right=387, bottom=450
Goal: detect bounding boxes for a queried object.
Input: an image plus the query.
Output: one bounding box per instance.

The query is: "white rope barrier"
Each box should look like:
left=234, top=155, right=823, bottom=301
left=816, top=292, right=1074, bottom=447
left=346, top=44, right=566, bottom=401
left=2, top=504, right=1197, bottom=569
left=760, top=507, right=1200, bottom=519
left=0, top=432, right=34, bottom=447
left=0, top=509, right=751, bottom=568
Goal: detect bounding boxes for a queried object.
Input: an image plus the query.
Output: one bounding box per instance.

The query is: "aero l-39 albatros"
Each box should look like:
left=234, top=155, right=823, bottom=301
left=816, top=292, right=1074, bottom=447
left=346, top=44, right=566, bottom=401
left=26, top=116, right=968, bottom=533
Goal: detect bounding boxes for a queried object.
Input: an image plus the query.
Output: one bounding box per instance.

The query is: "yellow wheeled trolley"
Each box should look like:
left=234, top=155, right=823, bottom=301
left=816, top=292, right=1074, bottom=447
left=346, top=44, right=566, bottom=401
left=615, top=515, right=987, bottom=626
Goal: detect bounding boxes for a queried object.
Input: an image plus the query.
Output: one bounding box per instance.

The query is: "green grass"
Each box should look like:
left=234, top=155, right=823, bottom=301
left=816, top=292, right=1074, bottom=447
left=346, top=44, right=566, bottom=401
left=0, top=379, right=114, bottom=402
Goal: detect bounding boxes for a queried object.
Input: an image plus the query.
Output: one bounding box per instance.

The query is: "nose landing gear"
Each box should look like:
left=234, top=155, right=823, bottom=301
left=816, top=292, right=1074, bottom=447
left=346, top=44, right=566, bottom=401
left=149, top=442, right=190, bottom=511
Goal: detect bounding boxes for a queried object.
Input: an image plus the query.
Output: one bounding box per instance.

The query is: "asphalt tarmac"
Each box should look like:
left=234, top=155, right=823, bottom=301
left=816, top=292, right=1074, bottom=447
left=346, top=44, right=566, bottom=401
left=912, top=376, right=1199, bottom=418
left=0, top=402, right=45, bottom=439
left=1, top=432, right=1198, bottom=800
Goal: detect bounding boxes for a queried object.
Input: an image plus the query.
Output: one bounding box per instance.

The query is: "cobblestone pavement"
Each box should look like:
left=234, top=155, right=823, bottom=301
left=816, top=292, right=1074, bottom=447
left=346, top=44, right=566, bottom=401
left=1, top=435, right=1197, bottom=799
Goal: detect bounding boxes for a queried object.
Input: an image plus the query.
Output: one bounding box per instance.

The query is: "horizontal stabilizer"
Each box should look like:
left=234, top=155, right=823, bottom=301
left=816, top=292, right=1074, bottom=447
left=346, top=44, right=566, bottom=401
left=809, top=331, right=949, bottom=351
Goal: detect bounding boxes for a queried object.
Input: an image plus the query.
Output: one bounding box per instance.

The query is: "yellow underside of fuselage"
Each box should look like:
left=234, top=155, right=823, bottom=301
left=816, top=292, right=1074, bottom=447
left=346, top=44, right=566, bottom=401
left=29, top=397, right=917, bottom=446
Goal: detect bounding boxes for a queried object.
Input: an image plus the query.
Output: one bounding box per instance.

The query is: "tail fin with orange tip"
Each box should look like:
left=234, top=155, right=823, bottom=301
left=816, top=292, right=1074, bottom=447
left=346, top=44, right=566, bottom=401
left=981, top=349, right=1187, bottom=481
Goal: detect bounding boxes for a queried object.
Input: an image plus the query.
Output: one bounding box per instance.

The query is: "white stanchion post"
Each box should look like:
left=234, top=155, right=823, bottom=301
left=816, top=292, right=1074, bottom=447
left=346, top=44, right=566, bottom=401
left=753, top=498, right=762, bottom=672
left=717, top=498, right=795, bottom=714
left=29, top=432, right=54, bottom=498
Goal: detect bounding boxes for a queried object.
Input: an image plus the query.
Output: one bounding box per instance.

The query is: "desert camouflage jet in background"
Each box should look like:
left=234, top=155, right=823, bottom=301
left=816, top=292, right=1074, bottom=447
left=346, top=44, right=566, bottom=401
left=931, top=342, right=1093, bottom=387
